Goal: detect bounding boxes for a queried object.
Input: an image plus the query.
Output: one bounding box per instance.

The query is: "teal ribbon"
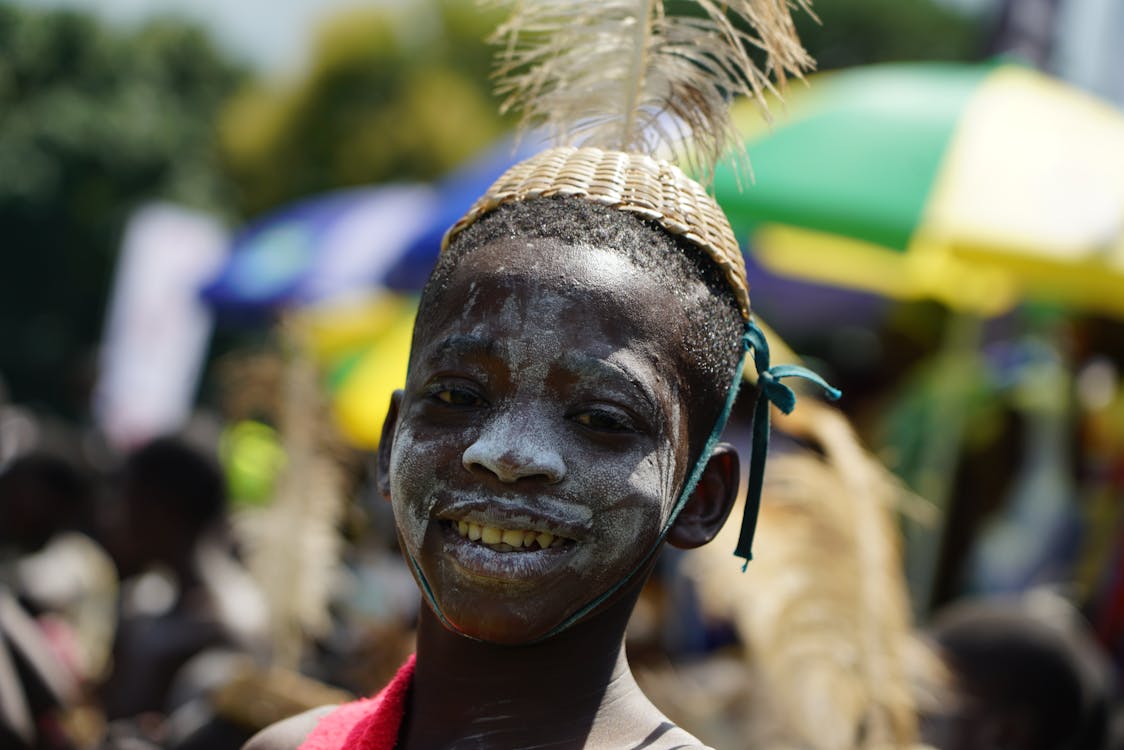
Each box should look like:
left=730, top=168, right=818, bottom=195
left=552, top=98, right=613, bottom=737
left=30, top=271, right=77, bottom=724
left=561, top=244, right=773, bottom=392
left=738, top=321, right=841, bottom=569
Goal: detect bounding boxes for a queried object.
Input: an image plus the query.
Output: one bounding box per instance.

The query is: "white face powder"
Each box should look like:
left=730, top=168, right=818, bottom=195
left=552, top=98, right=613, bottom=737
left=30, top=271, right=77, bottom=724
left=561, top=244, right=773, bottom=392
left=386, top=236, right=696, bottom=643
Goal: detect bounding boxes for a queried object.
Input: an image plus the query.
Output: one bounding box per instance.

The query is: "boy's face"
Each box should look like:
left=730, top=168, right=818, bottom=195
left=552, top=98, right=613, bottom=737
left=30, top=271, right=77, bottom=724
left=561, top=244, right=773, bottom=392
left=384, top=236, right=701, bottom=644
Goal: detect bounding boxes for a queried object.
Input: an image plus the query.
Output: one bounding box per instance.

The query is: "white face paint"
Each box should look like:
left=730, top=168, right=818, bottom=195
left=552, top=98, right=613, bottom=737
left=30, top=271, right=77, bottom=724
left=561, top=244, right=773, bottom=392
left=386, top=236, right=697, bottom=644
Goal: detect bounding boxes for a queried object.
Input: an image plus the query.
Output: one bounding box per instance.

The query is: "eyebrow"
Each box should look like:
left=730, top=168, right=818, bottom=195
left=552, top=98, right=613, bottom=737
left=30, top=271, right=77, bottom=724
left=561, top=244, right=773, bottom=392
left=430, top=333, right=495, bottom=360
left=557, top=351, right=660, bottom=417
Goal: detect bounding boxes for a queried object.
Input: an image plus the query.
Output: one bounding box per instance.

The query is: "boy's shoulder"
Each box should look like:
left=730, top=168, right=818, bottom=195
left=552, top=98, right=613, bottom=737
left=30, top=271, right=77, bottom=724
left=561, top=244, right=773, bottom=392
left=242, top=705, right=334, bottom=750
left=641, top=731, right=715, bottom=749
left=629, top=718, right=715, bottom=750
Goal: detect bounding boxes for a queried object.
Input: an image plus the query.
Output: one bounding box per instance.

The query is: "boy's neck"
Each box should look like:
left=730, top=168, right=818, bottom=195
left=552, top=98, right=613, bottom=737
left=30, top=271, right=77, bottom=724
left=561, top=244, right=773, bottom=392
left=401, top=586, right=669, bottom=749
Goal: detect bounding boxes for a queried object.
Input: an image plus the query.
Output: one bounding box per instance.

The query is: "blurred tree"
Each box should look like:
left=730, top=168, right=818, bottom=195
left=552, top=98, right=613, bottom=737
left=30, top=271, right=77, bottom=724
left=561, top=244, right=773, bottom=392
left=0, top=3, right=247, bottom=418
left=666, top=0, right=981, bottom=74
left=221, top=0, right=509, bottom=218
left=794, top=0, right=983, bottom=71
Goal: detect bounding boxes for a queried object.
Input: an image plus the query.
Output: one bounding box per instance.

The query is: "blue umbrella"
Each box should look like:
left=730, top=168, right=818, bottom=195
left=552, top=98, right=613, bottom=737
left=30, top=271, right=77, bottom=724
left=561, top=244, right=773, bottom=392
left=381, top=136, right=543, bottom=291
left=201, top=136, right=545, bottom=316
left=200, top=183, right=438, bottom=315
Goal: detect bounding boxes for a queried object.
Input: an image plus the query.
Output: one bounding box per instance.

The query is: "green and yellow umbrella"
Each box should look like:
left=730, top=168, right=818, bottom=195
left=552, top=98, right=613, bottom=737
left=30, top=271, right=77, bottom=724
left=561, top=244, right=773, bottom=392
left=716, top=62, right=1124, bottom=611
left=293, top=292, right=417, bottom=449
left=717, top=61, right=1124, bottom=318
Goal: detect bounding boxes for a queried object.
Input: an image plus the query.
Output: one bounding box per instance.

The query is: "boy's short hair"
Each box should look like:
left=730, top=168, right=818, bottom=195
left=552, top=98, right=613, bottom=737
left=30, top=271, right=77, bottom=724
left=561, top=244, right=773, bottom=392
left=417, top=195, right=745, bottom=428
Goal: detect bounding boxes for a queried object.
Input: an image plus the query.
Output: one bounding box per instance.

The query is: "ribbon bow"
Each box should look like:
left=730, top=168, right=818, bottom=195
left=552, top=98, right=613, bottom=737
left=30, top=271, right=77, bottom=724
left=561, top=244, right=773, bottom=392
left=737, top=322, right=841, bottom=569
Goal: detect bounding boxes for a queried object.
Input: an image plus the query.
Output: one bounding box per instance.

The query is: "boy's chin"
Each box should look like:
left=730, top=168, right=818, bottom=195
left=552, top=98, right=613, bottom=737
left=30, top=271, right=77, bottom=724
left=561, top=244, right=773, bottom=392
left=430, top=579, right=644, bottom=646
left=438, top=601, right=568, bottom=646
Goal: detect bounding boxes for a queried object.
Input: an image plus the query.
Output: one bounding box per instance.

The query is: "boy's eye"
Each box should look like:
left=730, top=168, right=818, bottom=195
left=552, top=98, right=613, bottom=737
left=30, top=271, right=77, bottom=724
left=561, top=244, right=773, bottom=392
left=572, top=408, right=634, bottom=433
left=430, top=387, right=485, bottom=408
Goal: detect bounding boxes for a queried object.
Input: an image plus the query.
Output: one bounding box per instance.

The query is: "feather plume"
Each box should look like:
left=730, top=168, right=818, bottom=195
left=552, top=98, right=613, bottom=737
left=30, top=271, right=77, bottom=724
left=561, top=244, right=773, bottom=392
left=683, top=401, right=948, bottom=749
left=232, top=323, right=348, bottom=671
left=486, top=0, right=814, bottom=180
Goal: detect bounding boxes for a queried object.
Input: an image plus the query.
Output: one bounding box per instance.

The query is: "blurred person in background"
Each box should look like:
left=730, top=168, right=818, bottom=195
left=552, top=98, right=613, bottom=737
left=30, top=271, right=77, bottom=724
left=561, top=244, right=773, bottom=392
left=97, top=436, right=268, bottom=747
left=0, top=585, right=81, bottom=749
left=0, top=452, right=106, bottom=749
left=923, top=591, right=1121, bottom=750
left=0, top=452, right=117, bottom=689
left=0, top=452, right=89, bottom=559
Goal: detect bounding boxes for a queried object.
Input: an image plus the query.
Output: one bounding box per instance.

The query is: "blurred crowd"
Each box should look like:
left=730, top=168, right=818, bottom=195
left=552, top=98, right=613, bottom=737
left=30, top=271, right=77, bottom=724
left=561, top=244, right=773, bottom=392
left=2, top=370, right=1122, bottom=749
left=2, top=0, right=1123, bottom=748
left=0, top=421, right=389, bottom=749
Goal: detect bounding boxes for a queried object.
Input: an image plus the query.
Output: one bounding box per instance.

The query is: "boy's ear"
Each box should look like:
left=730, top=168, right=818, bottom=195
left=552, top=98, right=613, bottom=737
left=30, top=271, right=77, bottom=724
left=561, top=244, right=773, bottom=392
left=376, top=391, right=403, bottom=502
left=666, top=443, right=739, bottom=550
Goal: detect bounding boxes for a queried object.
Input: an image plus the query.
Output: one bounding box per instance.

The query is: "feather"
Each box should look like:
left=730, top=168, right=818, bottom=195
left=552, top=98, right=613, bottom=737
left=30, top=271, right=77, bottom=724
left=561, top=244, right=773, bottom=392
left=233, top=323, right=348, bottom=671
left=485, top=0, right=814, bottom=180
left=684, top=401, right=948, bottom=749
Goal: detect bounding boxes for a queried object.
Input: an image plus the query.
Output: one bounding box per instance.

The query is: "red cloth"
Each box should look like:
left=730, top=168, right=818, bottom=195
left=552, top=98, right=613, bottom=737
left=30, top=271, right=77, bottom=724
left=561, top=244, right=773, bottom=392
left=299, top=655, right=415, bottom=750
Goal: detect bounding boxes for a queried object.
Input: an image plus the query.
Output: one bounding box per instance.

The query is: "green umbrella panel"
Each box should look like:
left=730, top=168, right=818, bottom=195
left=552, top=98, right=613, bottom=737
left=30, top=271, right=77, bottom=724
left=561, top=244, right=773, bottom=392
left=713, top=60, right=1124, bottom=318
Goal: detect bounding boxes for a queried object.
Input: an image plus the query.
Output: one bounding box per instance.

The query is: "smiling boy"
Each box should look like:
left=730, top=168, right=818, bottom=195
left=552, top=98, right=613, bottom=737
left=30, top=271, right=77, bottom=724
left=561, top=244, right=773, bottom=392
left=246, top=149, right=836, bottom=750
left=244, top=0, right=831, bottom=743
left=385, top=197, right=744, bottom=651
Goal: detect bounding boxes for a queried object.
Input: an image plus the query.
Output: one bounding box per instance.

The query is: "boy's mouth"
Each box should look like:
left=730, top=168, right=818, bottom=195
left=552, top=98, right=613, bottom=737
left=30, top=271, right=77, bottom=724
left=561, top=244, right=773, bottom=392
left=446, top=519, right=573, bottom=552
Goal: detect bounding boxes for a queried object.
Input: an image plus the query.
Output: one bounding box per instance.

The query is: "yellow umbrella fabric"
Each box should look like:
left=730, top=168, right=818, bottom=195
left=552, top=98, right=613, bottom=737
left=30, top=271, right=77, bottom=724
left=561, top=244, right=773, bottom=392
left=293, top=293, right=417, bottom=449
left=921, top=66, right=1124, bottom=316
left=720, top=62, right=1124, bottom=319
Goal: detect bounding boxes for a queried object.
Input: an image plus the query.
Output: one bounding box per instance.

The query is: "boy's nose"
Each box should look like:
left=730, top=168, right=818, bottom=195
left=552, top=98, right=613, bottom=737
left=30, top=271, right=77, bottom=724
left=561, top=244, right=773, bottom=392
left=461, top=417, right=566, bottom=484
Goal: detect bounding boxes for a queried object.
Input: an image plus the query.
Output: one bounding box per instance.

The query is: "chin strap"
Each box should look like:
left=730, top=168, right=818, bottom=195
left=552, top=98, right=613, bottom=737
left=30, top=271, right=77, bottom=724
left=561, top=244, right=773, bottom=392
left=737, top=321, right=841, bottom=569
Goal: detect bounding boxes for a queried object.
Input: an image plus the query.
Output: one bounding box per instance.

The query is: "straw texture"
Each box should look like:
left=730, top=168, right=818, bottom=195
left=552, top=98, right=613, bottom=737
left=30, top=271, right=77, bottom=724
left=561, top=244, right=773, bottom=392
left=443, top=146, right=751, bottom=319
left=684, top=401, right=945, bottom=750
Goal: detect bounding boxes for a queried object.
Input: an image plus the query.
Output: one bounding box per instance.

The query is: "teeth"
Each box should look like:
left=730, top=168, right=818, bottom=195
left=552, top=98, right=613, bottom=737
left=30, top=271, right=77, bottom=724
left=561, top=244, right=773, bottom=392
left=451, top=520, right=568, bottom=550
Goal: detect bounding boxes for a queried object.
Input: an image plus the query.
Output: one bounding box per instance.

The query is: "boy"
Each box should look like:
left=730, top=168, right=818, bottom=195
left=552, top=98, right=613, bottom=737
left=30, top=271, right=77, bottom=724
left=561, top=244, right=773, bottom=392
left=247, top=147, right=835, bottom=749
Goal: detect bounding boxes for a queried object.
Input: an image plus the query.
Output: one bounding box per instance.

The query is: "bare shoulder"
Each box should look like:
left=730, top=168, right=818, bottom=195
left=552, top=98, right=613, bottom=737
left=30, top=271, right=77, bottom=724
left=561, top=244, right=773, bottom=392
left=651, top=725, right=715, bottom=750
left=603, top=718, right=714, bottom=750
left=242, top=705, right=335, bottom=750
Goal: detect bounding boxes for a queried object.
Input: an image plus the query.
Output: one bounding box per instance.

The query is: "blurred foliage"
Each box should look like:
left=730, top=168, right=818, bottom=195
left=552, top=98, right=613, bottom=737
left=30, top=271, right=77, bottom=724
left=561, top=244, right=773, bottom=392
left=220, top=0, right=509, bottom=218
left=667, top=0, right=982, bottom=73
left=0, top=2, right=247, bottom=416
left=794, top=0, right=984, bottom=71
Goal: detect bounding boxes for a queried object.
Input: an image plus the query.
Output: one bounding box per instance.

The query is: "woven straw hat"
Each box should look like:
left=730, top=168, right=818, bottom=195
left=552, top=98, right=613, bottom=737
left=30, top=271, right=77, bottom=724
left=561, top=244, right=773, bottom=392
left=442, top=146, right=752, bottom=322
